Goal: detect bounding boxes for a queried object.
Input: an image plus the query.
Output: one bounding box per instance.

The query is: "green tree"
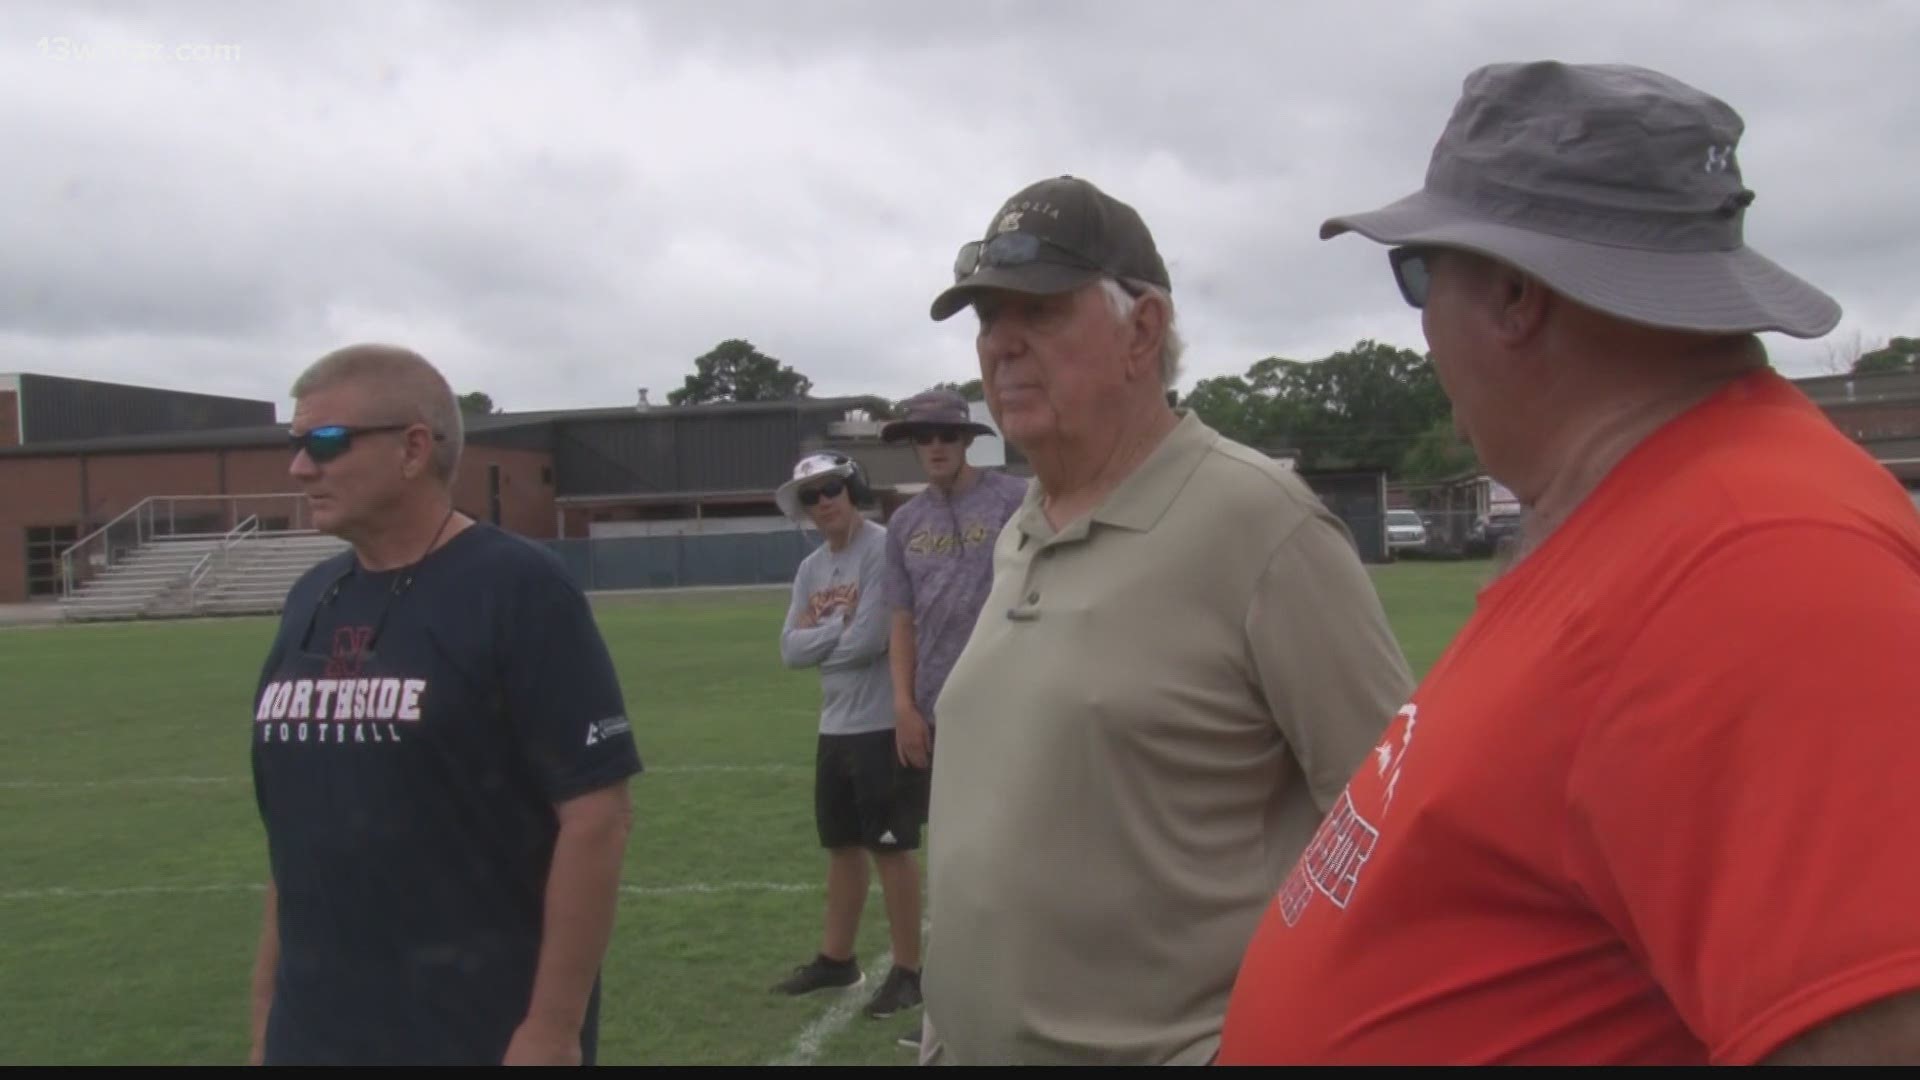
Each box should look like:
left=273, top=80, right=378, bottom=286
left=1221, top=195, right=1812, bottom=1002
left=1184, top=340, right=1451, bottom=474
left=457, top=391, right=498, bottom=416
left=932, top=378, right=985, bottom=401
left=1853, top=336, right=1919, bottom=375
left=1398, top=417, right=1482, bottom=481
left=668, top=339, right=814, bottom=405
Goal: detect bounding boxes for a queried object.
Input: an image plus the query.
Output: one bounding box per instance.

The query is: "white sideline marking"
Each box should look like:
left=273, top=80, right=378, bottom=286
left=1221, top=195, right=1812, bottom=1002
left=0, top=776, right=236, bottom=790
left=771, top=917, right=931, bottom=1067
left=771, top=950, right=893, bottom=1068
left=0, top=881, right=824, bottom=902
left=0, top=763, right=803, bottom=790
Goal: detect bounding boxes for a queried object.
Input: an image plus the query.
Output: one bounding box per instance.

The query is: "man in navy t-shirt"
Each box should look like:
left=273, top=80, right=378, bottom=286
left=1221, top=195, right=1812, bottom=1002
left=249, top=344, right=642, bottom=1066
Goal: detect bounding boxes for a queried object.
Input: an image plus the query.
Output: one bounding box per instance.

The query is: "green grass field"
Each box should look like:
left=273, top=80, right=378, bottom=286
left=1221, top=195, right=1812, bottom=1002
left=0, top=559, right=1490, bottom=1066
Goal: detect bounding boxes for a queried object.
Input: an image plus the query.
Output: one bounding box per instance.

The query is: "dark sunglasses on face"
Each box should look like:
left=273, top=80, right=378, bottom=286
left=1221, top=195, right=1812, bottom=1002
left=290, top=423, right=439, bottom=464
left=1388, top=246, right=1432, bottom=309
left=798, top=479, right=846, bottom=507
left=952, top=231, right=1106, bottom=282
left=913, top=431, right=962, bottom=446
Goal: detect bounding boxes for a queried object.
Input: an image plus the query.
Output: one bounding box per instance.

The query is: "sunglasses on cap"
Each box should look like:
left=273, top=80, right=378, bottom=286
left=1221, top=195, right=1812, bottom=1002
left=290, top=423, right=441, bottom=464
left=1388, top=247, right=1433, bottom=309
left=798, top=479, right=847, bottom=507
left=952, top=232, right=1107, bottom=282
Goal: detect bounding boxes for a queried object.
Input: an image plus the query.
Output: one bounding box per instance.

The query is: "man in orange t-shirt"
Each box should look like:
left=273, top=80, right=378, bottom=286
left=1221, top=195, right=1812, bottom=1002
left=1218, top=61, right=1920, bottom=1066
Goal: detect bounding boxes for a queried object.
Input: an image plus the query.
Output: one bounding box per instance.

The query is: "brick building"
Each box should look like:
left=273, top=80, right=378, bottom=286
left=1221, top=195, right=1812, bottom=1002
left=10, top=366, right=1915, bottom=606
left=0, top=372, right=923, bottom=604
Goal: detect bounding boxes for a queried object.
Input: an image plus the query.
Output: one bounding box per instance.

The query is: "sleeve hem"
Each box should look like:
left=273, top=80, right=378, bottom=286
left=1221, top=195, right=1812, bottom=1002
left=1715, top=949, right=1920, bottom=1064
left=548, top=755, right=644, bottom=805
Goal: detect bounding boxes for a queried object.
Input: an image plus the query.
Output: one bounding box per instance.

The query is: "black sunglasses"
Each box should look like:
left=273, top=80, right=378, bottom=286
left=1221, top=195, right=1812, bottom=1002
left=913, top=431, right=962, bottom=446
left=1388, top=247, right=1432, bottom=309
left=798, top=479, right=847, bottom=507
left=290, top=423, right=441, bottom=464
left=953, top=232, right=1106, bottom=282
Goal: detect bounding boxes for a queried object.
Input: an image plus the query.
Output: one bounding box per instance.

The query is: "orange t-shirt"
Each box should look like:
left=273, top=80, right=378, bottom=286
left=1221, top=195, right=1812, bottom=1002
left=1216, top=369, right=1920, bottom=1065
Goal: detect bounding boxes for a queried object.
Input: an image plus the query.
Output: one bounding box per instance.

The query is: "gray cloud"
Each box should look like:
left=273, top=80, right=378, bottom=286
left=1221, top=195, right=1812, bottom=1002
left=2, top=0, right=1914, bottom=421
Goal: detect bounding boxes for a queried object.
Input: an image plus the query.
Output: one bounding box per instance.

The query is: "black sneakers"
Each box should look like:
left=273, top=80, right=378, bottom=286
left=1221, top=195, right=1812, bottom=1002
left=863, top=965, right=923, bottom=1019
left=771, top=953, right=864, bottom=995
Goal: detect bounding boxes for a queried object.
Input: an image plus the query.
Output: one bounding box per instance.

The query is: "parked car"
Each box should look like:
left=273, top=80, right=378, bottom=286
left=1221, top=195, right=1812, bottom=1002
left=1386, top=509, right=1429, bottom=554
left=1467, top=509, right=1524, bottom=557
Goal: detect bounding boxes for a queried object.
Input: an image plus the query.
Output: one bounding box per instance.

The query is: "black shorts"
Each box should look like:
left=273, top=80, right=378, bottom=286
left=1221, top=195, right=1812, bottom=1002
left=815, top=729, right=929, bottom=853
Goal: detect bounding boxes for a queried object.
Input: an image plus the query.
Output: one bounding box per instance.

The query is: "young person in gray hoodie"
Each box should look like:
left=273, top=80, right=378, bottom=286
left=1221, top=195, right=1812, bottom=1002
left=771, top=452, right=925, bottom=1023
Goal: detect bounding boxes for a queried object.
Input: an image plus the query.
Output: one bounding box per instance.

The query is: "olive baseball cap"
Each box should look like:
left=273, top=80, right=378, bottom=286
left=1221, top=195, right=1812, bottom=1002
left=930, top=175, right=1170, bottom=321
left=1321, top=60, right=1841, bottom=339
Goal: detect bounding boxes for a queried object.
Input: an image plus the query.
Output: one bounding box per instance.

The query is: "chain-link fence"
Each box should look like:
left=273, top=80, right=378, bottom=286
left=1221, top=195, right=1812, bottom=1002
left=1386, top=506, right=1522, bottom=559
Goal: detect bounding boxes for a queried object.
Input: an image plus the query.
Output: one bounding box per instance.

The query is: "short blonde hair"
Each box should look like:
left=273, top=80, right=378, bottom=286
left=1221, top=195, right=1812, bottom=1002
left=291, top=343, right=464, bottom=482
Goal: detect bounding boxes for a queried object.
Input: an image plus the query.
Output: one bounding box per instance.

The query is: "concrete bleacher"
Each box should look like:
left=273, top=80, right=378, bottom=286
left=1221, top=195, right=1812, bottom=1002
left=59, top=531, right=347, bottom=622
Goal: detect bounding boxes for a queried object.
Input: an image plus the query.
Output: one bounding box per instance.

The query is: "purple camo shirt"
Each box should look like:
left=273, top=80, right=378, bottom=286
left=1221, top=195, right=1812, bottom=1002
left=884, top=469, right=1030, bottom=722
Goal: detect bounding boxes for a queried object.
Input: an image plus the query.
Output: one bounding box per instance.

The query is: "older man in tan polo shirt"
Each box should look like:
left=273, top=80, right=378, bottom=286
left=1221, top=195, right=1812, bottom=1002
left=913, top=175, right=1415, bottom=1065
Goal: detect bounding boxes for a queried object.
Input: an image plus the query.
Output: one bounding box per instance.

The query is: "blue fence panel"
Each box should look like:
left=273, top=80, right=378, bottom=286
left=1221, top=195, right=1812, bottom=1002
left=544, top=530, right=825, bottom=591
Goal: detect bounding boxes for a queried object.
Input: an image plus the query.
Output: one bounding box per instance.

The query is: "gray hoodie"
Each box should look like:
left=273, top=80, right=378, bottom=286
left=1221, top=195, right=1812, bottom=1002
left=779, top=519, right=894, bottom=736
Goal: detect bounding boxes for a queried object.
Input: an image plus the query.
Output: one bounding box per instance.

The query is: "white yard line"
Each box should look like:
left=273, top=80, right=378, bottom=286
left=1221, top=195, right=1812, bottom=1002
left=0, top=776, right=238, bottom=790
left=0, top=763, right=803, bottom=790
left=770, top=950, right=891, bottom=1067
left=0, top=880, right=826, bottom=902
left=770, top=917, right=930, bottom=1066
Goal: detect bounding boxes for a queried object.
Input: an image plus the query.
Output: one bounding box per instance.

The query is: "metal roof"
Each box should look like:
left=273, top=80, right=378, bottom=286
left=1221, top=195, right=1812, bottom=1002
left=0, top=395, right=890, bottom=459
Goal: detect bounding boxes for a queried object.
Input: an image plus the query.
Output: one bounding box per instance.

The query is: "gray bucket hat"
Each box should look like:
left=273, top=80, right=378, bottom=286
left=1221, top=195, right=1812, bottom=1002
left=1321, top=61, right=1841, bottom=339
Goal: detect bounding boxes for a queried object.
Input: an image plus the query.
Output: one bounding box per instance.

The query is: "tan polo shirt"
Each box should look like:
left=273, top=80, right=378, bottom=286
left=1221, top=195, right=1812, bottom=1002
left=921, top=410, right=1414, bottom=1065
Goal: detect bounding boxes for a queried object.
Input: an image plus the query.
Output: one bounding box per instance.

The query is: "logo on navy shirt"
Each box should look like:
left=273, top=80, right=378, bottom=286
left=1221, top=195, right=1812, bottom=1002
left=325, top=626, right=373, bottom=677
left=255, top=675, right=427, bottom=745
left=257, top=624, right=427, bottom=745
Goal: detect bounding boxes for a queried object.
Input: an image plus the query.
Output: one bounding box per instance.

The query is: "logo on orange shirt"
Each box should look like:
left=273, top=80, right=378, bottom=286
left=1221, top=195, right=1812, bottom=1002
left=1278, top=703, right=1419, bottom=926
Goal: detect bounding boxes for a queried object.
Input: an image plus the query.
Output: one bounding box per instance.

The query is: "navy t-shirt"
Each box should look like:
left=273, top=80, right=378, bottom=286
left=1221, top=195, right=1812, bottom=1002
left=250, top=522, right=643, bottom=1066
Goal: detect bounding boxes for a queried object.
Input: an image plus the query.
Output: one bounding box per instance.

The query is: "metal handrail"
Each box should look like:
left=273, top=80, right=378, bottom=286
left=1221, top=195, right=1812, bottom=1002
left=184, top=515, right=261, bottom=610
left=60, top=496, right=158, bottom=597
left=59, top=494, right=311, bottom=599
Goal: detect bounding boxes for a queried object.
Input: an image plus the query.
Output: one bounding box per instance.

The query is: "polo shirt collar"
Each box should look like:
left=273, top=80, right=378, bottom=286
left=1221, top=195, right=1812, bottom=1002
left=1013, top=410, right=1215, bottom=545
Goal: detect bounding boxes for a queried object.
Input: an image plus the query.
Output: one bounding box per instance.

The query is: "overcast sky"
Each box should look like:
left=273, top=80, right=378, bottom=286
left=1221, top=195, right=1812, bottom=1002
left=4, top=0, right=1915, bottom=419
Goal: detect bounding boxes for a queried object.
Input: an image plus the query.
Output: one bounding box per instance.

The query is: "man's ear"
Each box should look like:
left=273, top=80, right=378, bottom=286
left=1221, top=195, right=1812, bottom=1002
left=1129, top=291, right=1171, bottom=382
left=1488, top=263, right=1551, bottom=348
left=401, top=423, right=436, bottom=480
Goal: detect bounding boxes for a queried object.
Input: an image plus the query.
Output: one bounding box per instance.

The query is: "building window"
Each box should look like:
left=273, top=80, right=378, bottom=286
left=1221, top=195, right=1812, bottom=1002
left=25, top=525, right=79, bottom=597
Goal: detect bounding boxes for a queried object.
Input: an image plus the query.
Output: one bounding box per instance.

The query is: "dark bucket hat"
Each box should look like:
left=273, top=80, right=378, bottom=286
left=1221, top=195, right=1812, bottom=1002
left=881, top=388, right=996, bottom=443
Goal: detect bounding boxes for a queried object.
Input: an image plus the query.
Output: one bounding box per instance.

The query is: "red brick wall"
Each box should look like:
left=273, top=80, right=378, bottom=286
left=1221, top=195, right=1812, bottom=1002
left=0, top=457, right=86, bottom=601
left=452, top=446, right=556, bottom=540
left=0, top=444, right=556, bottom=603
left=0, top=391, right=18, bottom=448
left=83, top=452, right=224, bottom=526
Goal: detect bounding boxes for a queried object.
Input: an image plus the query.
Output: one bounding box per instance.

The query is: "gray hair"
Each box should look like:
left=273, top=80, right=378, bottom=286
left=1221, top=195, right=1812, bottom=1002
left=290, top=343, right=464, bottom=483
left=1099, top=277, right=1185, bottom=389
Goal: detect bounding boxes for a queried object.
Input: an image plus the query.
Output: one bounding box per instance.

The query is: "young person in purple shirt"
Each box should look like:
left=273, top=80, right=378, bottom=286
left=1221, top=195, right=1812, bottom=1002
left=879, top=389, right=1028, bottom=1043
left=883, top=389, right=1029, bottom=773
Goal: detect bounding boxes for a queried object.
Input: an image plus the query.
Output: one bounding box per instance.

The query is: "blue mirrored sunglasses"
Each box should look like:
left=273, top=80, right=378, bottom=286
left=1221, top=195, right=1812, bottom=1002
left=952, top=232, right=1105, bottom=282
left=290, top=423, right=432, bottom=464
